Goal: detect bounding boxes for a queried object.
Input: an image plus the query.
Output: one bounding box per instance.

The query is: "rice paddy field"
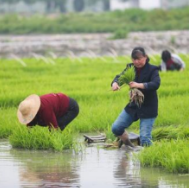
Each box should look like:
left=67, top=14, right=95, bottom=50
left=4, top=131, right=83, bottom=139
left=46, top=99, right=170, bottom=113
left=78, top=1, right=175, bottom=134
left=1, top=54, right=189, bottom=177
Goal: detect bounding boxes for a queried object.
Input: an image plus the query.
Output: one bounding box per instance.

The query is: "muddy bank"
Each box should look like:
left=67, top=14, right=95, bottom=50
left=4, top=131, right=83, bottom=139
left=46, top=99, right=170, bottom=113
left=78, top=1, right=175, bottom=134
left=0, top=30, right=189, bottom=58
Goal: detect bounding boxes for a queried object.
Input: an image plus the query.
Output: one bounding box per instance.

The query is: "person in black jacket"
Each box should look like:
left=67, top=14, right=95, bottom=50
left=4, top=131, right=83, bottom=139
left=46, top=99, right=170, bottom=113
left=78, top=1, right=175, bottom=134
left=111, top=47, right=160, bottom=147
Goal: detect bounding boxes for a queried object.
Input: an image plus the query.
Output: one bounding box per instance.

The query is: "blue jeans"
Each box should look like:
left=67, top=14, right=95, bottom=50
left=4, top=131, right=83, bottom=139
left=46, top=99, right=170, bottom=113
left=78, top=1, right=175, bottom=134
left=112, top=109, right=156, bottom=146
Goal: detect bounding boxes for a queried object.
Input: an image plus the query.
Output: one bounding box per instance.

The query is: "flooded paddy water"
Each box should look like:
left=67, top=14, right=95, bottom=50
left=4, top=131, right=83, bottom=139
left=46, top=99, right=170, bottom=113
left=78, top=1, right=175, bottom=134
left=1, top=139, right=189, bottom=188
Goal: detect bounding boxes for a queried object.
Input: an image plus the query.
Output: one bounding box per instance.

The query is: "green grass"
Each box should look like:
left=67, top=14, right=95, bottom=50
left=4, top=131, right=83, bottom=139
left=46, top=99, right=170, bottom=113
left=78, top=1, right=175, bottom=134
left=0, top=7, right=189, bottom=35
left=152, top=126, right=189, bottom=141
left=136, top=139, right=189, bottom=173
left=118, top=65, right=135, bottom=86
left=1, top=55, right=189, bottom=165
left=9, top=126, right=77, bottom=151
left=0, top=107, right=19, bottom=138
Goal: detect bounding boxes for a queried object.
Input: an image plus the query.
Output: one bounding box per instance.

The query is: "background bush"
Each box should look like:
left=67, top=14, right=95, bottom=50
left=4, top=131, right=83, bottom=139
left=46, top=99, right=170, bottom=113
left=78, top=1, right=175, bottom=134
left=0, top=7, right=189, bottom=36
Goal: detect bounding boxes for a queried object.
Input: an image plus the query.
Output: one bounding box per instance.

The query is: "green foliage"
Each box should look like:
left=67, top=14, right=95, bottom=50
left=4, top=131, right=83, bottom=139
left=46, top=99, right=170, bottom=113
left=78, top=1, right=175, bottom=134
left=137, top=139, right=189, bottom=173
left=152, top=125, right=189, bottom=141
left=0, top=108, right=19, bottom=138
left=170, top=35, right=176, bottom=45
left=0, top=7, right=189, bottom=35
left=9, top=126, right=76, bottom=151
left=118, top=65, right=135, bottom=86
left=1, top=55, right=189, bottom=155
left=117, top=65, right=144, bottom=107
left=111, top=29, right=128, bottom=39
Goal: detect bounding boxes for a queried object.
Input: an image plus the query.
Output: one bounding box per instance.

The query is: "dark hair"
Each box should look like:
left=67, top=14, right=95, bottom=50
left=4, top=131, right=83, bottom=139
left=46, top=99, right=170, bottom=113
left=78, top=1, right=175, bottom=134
left=131, top=47, right=146, bottom=59
left=162, top=50, right=171, bottom=62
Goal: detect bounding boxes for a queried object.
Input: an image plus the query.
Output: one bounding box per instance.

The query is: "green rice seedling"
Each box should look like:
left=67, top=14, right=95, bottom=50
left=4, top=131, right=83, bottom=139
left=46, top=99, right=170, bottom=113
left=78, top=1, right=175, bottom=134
left=104, top=126, right=116, bottom=143
left=9, top=126, right=51, bottom=149
left=118, top=65, right=144, bottom=107
left=1, top=55, right=189, bottom=154
left=0, top=108, right=19, bottom=138
left=0, top=126, right=12, bottom=138
left=118, top=65, right=135, bottom=86
left=50, top=128, right=77, bottom=151
left=9, top=126, right=77, bottom=151
left=152, top=125, right=189, bottom=141
left=136, top=139, right=189, bottom=173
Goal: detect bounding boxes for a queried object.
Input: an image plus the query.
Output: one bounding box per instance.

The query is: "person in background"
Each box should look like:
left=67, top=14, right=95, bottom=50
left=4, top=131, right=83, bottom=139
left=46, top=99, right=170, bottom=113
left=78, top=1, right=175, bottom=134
left=17, top=93, right=79, bottom=131
left=111, top=47, right=160, bottom=147
left=159, top=50, right=185, bottom=71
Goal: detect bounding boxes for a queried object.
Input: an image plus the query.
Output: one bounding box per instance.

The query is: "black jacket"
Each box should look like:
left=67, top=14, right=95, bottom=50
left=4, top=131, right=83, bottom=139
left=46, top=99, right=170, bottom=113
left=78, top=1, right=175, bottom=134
left=112, top=60, right=160, bottom=120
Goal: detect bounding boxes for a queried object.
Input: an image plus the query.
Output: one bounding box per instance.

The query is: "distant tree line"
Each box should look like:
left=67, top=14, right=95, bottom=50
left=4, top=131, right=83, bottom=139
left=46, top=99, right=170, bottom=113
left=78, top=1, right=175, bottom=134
left=0, top=6, right=189, bottom=38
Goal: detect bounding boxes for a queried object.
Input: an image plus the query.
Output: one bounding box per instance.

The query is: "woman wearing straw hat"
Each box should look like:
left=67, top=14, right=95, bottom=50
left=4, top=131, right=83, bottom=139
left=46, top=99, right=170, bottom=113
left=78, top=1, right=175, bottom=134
left=17, top=93, right=79, bottom=130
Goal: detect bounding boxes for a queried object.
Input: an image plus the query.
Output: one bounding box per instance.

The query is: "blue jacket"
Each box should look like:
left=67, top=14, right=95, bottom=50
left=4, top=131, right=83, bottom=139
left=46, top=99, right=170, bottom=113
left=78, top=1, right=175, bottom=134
left=112, top=60, right=160, bottom=120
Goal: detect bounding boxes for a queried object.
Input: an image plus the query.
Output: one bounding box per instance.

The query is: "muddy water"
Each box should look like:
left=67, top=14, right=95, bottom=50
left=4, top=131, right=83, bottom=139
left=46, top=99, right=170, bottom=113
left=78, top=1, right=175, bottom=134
left=0, top=140, right=189, bottom=188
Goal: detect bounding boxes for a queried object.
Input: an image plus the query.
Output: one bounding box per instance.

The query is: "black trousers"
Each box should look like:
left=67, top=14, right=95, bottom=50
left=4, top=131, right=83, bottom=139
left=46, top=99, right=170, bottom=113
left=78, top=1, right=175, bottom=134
left=57, top=97, right=79, bottom=131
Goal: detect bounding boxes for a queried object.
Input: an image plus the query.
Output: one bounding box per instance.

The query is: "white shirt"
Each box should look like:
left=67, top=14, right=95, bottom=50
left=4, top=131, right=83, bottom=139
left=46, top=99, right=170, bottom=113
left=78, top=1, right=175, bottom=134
left=160, top=54, right=186, bottom=71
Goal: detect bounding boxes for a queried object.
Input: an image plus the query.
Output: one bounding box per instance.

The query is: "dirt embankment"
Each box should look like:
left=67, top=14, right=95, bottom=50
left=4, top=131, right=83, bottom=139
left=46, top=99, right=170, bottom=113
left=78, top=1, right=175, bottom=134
left=0, top=30, right=189, bottom=58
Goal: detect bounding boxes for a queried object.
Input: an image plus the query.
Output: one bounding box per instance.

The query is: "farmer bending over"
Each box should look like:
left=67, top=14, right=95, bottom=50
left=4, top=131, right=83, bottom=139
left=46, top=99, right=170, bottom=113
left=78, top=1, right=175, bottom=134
left=111, top=47, right=160, bottom=147
left=17, top=93, right=79, bottom=130
left=159, top=50, right=185, bottom=71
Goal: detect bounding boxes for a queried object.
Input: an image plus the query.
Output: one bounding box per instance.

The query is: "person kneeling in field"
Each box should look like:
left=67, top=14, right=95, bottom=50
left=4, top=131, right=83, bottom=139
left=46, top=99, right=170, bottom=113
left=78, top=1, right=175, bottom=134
left=17, top=93, right=79, bottom=130
left=159, top=50, right=186, bottom=71
left=111, top=47, right=160, bottom=147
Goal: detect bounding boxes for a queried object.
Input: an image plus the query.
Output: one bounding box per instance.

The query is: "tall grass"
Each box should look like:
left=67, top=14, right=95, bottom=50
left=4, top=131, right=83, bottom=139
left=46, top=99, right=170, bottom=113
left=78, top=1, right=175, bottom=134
left=9, top=126, right=77, bottom=151
left=152, top=125, right=189, bottom=141
left=1, top=55, right=189, bottom=155
left=136, top=139, right=189, bottom=173
left=0, top=107, right=19, bottom=138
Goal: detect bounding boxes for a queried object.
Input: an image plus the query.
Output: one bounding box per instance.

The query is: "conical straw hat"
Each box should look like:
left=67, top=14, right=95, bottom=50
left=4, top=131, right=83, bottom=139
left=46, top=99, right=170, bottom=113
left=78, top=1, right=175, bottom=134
left=17, top=94, right=41, bottom=125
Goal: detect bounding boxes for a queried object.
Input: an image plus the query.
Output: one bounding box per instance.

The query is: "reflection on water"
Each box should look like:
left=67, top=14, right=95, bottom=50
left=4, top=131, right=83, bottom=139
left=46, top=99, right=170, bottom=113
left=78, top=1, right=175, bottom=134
left=0, top=139, right=189, bottom=188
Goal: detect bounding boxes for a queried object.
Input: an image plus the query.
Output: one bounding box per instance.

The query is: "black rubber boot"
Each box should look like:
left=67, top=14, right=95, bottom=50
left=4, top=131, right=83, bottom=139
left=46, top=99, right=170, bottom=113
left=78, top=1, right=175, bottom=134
left=118, top=131, right=135, bottom=148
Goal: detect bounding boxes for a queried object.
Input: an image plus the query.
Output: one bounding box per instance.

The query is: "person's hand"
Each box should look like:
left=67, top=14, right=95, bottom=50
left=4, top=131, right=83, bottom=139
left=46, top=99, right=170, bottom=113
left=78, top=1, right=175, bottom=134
left=129, top=81, right=138, bottom=88
left=112, top=82, right=120, bottom=91
left=129, top=81, right=144, bottom=89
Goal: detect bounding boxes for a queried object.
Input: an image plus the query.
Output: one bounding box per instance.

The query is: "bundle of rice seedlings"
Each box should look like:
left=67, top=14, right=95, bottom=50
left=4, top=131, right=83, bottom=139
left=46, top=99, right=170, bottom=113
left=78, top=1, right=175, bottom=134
left=118, top=65, right=144, bottom=107
left=118, top=65, right=135, bottom=86
left=129, top=88, right=144, bottom=107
